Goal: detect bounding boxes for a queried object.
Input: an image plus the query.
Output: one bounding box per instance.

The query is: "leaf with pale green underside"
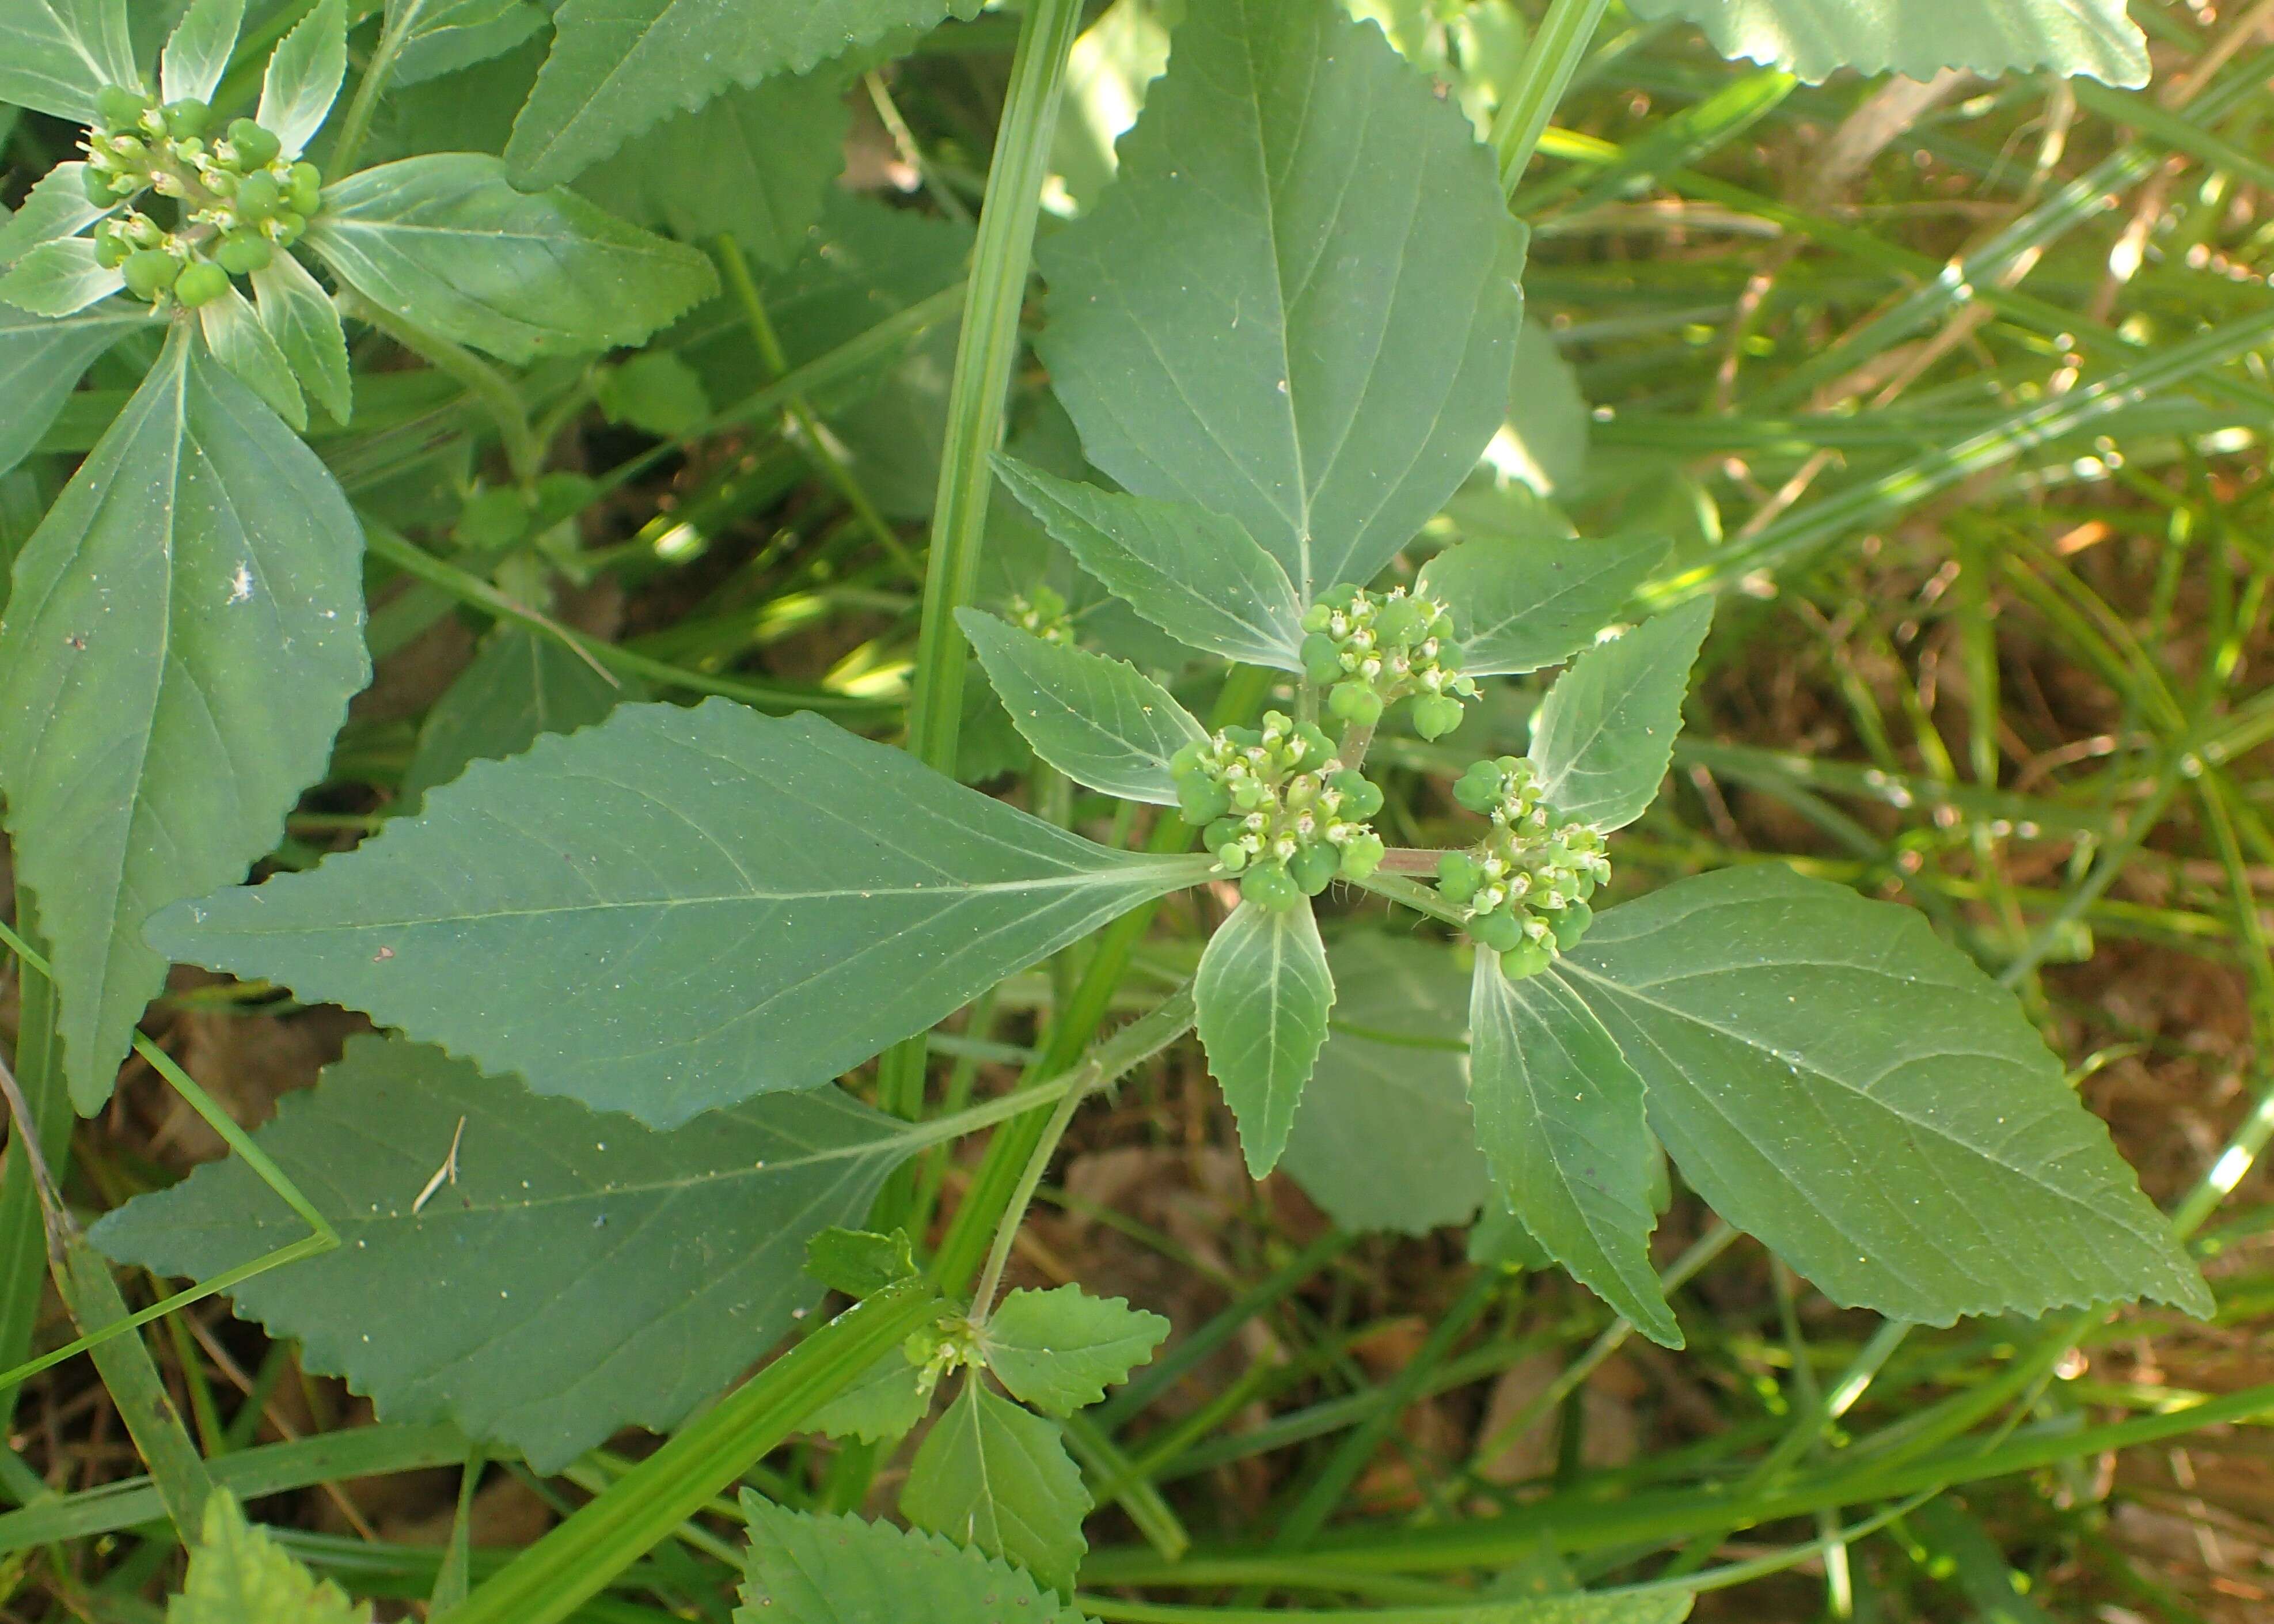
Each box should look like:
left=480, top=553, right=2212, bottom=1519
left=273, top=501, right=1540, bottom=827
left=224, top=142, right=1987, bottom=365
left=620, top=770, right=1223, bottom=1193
left=200, top=284, right=304, bottom=428
left=806, top=1350, right=928, bottom=1443
left=1197, top=900, right=1334, bottom=1179
left=1038, top=0, right=1528, bottom=602
left=147, top=701, right=1209, bottom=1127
left=736, top=1499, right=1091, bottom=1624
left=1560, top=864, right=2212, bottom=1324
left=0, top=237, right=122, bottom=316
left=1470, top=958, right=1678, bottom=1347
left=162, top=0, right=242, bottom=105
left=400, top=624, right=635, bottom=807
left=980, top=1286, right=1168, bottom=1417
left=1626, top=0, right=2146, bottom=86
left=168, top=1492, right=370, bottom=1624
left=306, top=155, right=717, bottom=365
left=0, top=0, right=138, bottom=123
left=1419, top=531, right=1668, bottom=677
left=902, top=1382, right=1091, bottom=1595
left=94, top=1035, right=913, bottom=1471
left=0, top=165, right=115, bottom=267
left=992, top=456, right=1307, bottom=670
left=1528, top=597, right=1713, bottom=832
left=958, top=610, right=1204, bottom=806
left=507, top=0, right=976, bottom=187
left=393, top=0, right=549, bottom=86
left=0, top=299, right=151, bottom=479
left=250, top=252, right=351, bottom=424
left=804, top=1227, right=916, bottom=1297
left=257, top=0, right=345, bottom=160
left=0, top=327, right=367, bottom=1112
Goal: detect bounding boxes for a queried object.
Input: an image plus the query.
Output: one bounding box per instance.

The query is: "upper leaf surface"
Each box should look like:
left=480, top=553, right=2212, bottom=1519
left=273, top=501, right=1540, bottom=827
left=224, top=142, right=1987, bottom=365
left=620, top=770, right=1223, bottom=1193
left=168, top=1492, right=370, bottom=1624
left=392, top=0, right=550, bottom=86
left=1624, top=0, right=2147, bottom=86
left=981, top=1285, right=1169, bottom=1417
left=161, top=0, right=244, bottom=106
left=1037, top=0, right=1528, bottom=602
left=256, top=0, right=346, bottom=160
left=1560, top=864, right=2212, bottom=1323
left=735, top=1498, right=1091, bottom=1624
left=147, top=701, right=1208, bottom=1126
left=0, top=0, right=138, bottom=122
left=400, top=624, right=635, bottom=808
left=0, top=327, right=368, bottom=1111
left=1419, top=531, right=1669, bottom=677
left=94, top=1035, right=911, bottom=1471
left=901, top=1382, right=1091, bottom=1595
left=0, top=300, right=152, bottom=481
left=1196, top=899, right=1335, bottom=1179
left=1528, top=597, right=1713, bottom=832
left=250, top=251, right=353, bottom=425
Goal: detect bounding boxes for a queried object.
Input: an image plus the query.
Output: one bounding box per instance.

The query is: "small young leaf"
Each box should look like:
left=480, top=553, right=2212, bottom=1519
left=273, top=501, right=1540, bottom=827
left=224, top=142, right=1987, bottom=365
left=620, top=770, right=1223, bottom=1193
left=1560, top=864, right=2213, bottom=1323
left=980, top=1285, right=1168, bottom=1417
left=0, top=300, right=153, bottom=480
left=392, top=0, right=549, bottom=86
left=200, top=284, right=305, bottom=429
left=168, top=1492, right=370, bottom=1624
left=0, top=237, right=124, bottom=317
left=1469, top=957, right=1678, bottom=1347
left=1418, top=531, right=1669, bottom=677
left=161, top=0, right=245, bottom=105
left=1624, top=0, right=2147, bottom=87
left=957, top=609, right=1205, bottom=806
left=806, top=1227, right=917, bottom=1297
left=399, top=624, right=635, bottom=807
left=1527, top=596, right=1713, bottom=832
left=306, top=154, right=718, bottom=365
left=0, top=165, right=117, bottom=268
left=250, top=252, right=351, bottom=425
left=594, top=350, right=711, bottom=438
left=256, top=0, right=346, bottom=160
left=735, top=1498, right=1089, bottom=1624
left=1196, top=900, right=1335, bottom=1179
left=806, top=1349, right=929, bottom=1444
left=0, top=0, right=139, bottom=123
left=990, top=456, right=1308, bottom=670
left=901, top=1382, right=1091, bottom=1595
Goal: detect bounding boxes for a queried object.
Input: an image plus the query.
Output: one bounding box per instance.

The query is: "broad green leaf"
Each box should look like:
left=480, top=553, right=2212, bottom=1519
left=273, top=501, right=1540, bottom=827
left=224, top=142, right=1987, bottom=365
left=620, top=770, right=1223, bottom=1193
left=393, top=0, right=549, bottom=85
left=1491, top=321, right=1592, bottom=497
left=250, top=252, right=351, bottom=424
left=507, top=0, right=975, bottom=186
left=736, top=1498, right=1089, bottom=1624
left=93, top=1035, right=913, bottom=1470
left=1625, top=0, right=2147, bottom=86
left=958, top=609, right=1204, bottom=806
left=1196, top=900, right=1335, bottom=1179
left=0, top=327, right=367, bottom=1110
left=1419, top=530, right=1668, bottom=677
left=980, top=1285, right=1168, bottom=1417
left=901, top=1382, right=1091, bottom=1595
left=161, top=0, right=243, bottom=105
left=168, top=1492, right=370, bottom=1624
left=0, top=0, right=138, bottom=123
left=256, top=0, right=346, bottom=160
left=0, top=299, right=151, bottom=479
left=1560, top=864, right=2212, bottom=1323
left=306, top=154, right=717, bottom=366
left=806, top=1350, right=928, bottom=1443
left=399, top=624, right=634, bottom=807
left=0, top=164, right=116, bottom=267
left=148, top=702, right=1209, bottom=1126
left=804, top=1227, right=916, bottom=1297
left=594, top=350, right=709, bottom=437
left=1470, top=958, right=1678, bottom=1347
left=199, top=284, right=305, bottom=428
left=1037, top=0, right=1528, bottom=601
left=992, top=456, right=1307, bottom=670
left=1527, top=597, right=1713, bottom=832
left=1280, top=934, right=1495, bottom=1235
left=0, top=237, right=123, bottom=316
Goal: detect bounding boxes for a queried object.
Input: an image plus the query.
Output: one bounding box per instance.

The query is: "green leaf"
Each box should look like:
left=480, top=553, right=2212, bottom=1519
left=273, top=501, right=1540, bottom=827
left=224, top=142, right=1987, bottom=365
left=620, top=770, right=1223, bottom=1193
left=806, top=1350, right=929, bottom=1443
left=1560, top=864, right=2212, bottom=1323
left=147, top=701, right=1208, bottom=1126
left=980, top=1285, right=1168, bottom=1417
left=1527, top=597, right=1713, bottom=832
left=306, top=154, right=717, bottom=366
left=0, top=164, right=117, bottom=267
left=1494, top=320, right=1592, bottom=498
left=250, top=252, right=351, bottom=424
left=393, top=0, right=549, bottom=86
left=594, top=350, right=709, bottom=437
left=1625, top=0, right=2147, bottom=86
left=1418, top=531, right=1668, bottom=678
left=1470, top=958, right=1678, bottom=1347
left=199, top=284, right=305, bottom=430
left=0, top=299, right=151, bottom=479
left=1196, top=900, right=1335, bottom=1179
left=1037, top=0, right=1528, bottom=602
left=957, top=609, right=1204, bottom=806
left=991, top=456, right=1307, bottom=670
left=1280, top=934, right=1495, bottom=1236
left=168, top=1492, right=370, bottom=1624
left=805, top=1227, right=916, bottom=1297
left=901, top=1382, right=1091, bottom=1596
left=400, top=624, right=635, bottom=807
left=257, top=0, right=346, bottom=160
left=161, top=0, right=244, bottom=105
left=93, top=1035, right=914, bottom=1471
left=735, top=1498, right=1090, bottom=1624
left=0, top=326, right=367, bottom=1111
left=507, top=0, right=973, bottom=187
left=0, top=237, right=123, bottom=316
left=0, top=0, right=139, bottom=123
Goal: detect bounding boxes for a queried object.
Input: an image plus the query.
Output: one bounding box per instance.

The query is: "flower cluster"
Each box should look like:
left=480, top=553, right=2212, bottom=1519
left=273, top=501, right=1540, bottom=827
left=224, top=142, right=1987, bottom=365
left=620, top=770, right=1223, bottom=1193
left=82, top=86, right=321, bottom=309
left=905, top=1316, right=982, bottom=1397
left=1171, top=712, right=1387, bottom=912
left=1436, top=757, right=1609, bottom=975
left=1007, top=585, right=1073, bottom=646
left=1300, top=585, right=1476, bottom=739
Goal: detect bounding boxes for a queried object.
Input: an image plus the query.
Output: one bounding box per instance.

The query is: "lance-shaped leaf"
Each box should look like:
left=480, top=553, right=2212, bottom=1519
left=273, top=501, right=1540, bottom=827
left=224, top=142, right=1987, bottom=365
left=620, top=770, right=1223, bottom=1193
left=958, top=609, right=1205, bottom=806
left=990, top=457, right=1307, bottom=670
left=980, top=1286, right=1169, bottom=1417
left=1528, top=597, right=1713, bottom=832
left=1038, top=0, right=1527, bottom=602
left=306, top=155, right=717, bottom=366
left=1196, top=900, right=1335, bottom=1179
left=1559, top=864, right=2212, bottom=1324
left=400, top=624, right=636, bottom=808
left=1470, top=958, right=1678, bottom=1346
left=94, top=1035, right=915, bottom=1471
left=1625, top=0, right=2147, bottom=87
left=0, top=299, right=153, bottom=479
left=0, top=164, right=117, bottom=268
left=0, top=326, right=367, bottom=1111
left=393, top=0, right=549, bottom=85
left=901, top=1382, right=1091, bottom=1595
left=250, top=252, right=351, bottom=424
left=0, top=237, right=122, bottom=316
left=199, top=284, right=303, bottom=428
left=147, top=701, right=1210, bottom=1126
left=169, top=1492, right=370, bottom=1624
left=736, top=1500, right=1090, bottom=1624
left=1419, top=531, right=1669, bottom=678
left=162, top=0, right=244, bottom=106
left=0, top=0, right=138, bottom=123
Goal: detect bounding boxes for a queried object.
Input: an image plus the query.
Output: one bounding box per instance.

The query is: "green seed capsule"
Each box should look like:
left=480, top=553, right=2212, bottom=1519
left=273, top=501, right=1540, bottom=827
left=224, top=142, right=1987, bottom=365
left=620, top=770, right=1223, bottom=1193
left=229, top=119, right=283, bottom=169
left=1502, top=939, right=1552, bottom=980
left=1339, top=830, right=1385, bottom=881
left=1552, top=900, right=1593, bottom=950
left=288, top=161, right=322, bottom=217
left=1453, top=761, right=1504, bottom=815
left=1436, top=851, right=1480, bottom=905
left=1329, top=769, right=1383, bottom=820
left=93, top=226, right=130, bottom=268
left=1300, top=601, right=1333, bottom=634
left=1176, top=775, right=1232, bottom=826
left=96, top=85, right=152, bottom=132
left=233, top=169, right=282, bottom=222
left=82, top=165, right=126, bottom=206
left=163, top=98, right=212, bottom=138
left=270, top=210, right=306, bottom=248
left=1374, top=597, right=1426, bottom=648
left=173, top=260, right=230, bottom=309
left=1411, top=693, right=1467, bottom=741
left=214, top=231, right=274, bottom=275
left=1470, top=910, right=1525, bottom=953
left=1328, top=682, right=1383, bottom=726
left=1240, top=862, right=1303, bottom=913
left=1214, top=841, right=1250, bottom=874
left=1204, top=817, right=1244, bottom=851
left=1290, top=843, right=1339, bottom=897
left=1170, top=741, right=1207, bottom=777
left=121, top=248, right=183, bottom=301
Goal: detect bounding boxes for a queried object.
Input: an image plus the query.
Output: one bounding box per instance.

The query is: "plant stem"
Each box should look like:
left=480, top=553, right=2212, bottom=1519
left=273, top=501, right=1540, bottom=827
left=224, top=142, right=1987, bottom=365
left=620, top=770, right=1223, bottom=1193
left=345, top=294, right=543, bottom=484
left=326, top=0, right=419, bottom=176
left=1488, top=0, right=1611, bottom=196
